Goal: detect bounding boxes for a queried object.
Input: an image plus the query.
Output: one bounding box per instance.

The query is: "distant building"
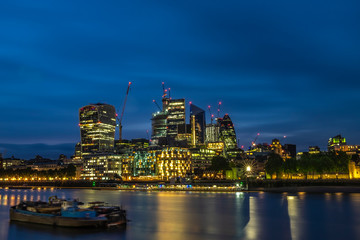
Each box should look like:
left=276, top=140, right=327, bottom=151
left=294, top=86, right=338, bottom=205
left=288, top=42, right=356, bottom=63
left=120, top=147, right=192, bottom=180
left=190, top=104, right=206, bottom=144
left=164, top=98, right=186, bottom=138
left=151, top=111, right=168, bottom=145
left=1, top=156, right=24, bottom=170
left=81, top=153, right=122, bottom=180
left=328, top=134, right=346, bottom=151
left=205, top=123, right=220, bottom=143
left=271, top=139, right=282, bottom=155
left=74, top=142, right=82, bottom=159
left=309, top=146, right=321, bottom=154
left=283, top=144, right=296, bottom=158
left=218, top=114, right=238, bottom=151
left=191, top=148, right=219, bottom=173
left=79, top=103, right=116, bottom=155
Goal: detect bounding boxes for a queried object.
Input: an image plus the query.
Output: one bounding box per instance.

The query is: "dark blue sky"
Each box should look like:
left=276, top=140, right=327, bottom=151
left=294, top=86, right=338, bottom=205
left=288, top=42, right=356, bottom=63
left=1, top=1, right=360, bottom=159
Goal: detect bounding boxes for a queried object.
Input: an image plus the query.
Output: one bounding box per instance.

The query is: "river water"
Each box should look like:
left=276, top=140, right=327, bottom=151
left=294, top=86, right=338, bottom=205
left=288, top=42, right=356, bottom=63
left=0, top=188, right=359, bottom=240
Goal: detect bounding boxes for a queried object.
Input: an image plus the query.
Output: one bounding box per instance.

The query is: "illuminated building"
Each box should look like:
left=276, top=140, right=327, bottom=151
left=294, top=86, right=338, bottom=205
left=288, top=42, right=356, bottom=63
left=206, top=123, right=220, bottom=143
left=79, top=103, right=116, bottom=155
left=150, top=98, right=186, bottom=146
left=120, top=150, right=157, bottom=179
left=156, top=148, right=192, bottom=180
left=309, top=146, right=320, bottom=154
left=328, top=134, right=346, bottom=151
left=1, top=157, right=24, bottom=170
left=81, top=153, right=122, bottom=180
left=151, top=111, right=168, bottom=145
left=74, top=142, right=82, bottom=159
left=191, top=148, right=219, bottom=174
left=164, top=98, right=186, bottom=138
left=207, top=142, right=225, bottom=154
left=349, top=161, right=360, bottom=179
left=270, top=139, right=282, bottom=155
left=283, top=144, right=296, bottom=158
left=218, top=114, right=240, bottom=158
left=115, top=138, right=149, bottom=153
left=246, top=143, right=272, bottom=162
left=218, top=114, right=238, bottom=149
left=190, top=104, right=206, bottom=144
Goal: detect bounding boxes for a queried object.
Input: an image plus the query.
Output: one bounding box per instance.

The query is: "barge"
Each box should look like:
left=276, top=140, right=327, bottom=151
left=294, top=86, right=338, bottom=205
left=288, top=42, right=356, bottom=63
left=10, top=196, right=127, bottom=228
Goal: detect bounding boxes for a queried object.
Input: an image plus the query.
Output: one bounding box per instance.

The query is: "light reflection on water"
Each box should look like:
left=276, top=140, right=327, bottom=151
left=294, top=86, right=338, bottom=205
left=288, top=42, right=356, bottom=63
left=1, top=189, right=360, bottom=240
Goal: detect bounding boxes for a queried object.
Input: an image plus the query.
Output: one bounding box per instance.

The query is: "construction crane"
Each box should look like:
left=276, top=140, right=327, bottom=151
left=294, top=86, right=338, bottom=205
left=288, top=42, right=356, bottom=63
left=162, top=82, right=167, bottom=98
left=146, top=130, right=150, bottom=141
left=217, top=101, right=222, bottom=118
left=251, top=133, right=260, bottom=147
left=152, top=99, right=162, bottom=111
left=208, top=105, right=213, bottom=124
left=117, top=82, right=132, bottom=142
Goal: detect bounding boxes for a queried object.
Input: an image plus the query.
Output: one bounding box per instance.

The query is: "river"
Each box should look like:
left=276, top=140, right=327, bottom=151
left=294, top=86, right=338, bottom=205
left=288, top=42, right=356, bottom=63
left=0, top=188, right=359, bottom=240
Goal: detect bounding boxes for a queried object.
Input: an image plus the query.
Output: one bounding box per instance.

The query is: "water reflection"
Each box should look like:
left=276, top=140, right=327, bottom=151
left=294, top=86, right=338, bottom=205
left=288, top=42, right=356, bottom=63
left=2, top=189, right=360, bottom=240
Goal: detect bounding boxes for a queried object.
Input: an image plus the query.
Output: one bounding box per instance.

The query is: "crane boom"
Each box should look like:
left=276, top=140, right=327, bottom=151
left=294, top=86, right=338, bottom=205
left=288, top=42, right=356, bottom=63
left=208, top=105, right=213, bottom=124
left=118, top=82, right=132, bottom=141
left=153, top=99, right=162, bottom=111
left=217, top=101, right=222, bottom=118
left=251, top=133, right=260, bottom=147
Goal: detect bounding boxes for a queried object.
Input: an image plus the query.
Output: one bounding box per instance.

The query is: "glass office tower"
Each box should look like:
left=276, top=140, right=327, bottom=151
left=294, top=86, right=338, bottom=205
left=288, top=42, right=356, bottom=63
left=79, top=103, right=116, bottom=155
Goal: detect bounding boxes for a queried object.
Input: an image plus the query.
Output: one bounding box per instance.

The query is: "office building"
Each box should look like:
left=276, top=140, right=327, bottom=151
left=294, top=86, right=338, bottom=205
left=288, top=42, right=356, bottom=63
left=328, top=135, right=347, bottom=151
left=164, top=98, right=186, bottom=137
left=79, top=103, right=116, bottom=155
left=218, top=114, right=238, bottom=151
left=190, top=104, right=206, bottom=144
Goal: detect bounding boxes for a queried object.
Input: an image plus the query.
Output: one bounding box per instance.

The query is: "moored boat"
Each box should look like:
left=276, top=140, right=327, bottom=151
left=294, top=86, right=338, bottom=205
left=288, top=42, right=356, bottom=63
left=10, top=197, right=127, bottom=228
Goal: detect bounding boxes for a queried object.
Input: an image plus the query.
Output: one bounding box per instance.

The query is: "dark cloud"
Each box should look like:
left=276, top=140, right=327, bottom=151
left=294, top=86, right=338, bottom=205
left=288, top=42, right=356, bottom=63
left=0, top=0, right=359, bottom=156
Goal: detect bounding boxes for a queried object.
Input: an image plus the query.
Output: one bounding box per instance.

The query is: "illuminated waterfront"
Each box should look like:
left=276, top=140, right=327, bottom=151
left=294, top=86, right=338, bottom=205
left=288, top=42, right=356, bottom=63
left=0, top=188, right=360, bottom=240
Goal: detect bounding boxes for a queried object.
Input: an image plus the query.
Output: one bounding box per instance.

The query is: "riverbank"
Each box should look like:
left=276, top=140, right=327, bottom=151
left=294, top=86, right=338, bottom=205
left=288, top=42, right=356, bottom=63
left=4, top=185, right=360, bottom=193
left=250, top=186, right=360, bottom=193
left=4, top=179, right=360, bottom=193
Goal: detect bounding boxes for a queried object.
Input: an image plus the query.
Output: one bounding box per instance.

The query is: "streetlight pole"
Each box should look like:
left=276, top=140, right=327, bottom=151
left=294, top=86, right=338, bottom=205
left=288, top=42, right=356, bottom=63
left=246, top=166, right=251, bottom=190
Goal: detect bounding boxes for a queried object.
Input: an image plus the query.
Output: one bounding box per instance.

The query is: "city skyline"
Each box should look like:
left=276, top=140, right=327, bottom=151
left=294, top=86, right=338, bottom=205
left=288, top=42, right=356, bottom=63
left=1, top=1, right=360, bottom=158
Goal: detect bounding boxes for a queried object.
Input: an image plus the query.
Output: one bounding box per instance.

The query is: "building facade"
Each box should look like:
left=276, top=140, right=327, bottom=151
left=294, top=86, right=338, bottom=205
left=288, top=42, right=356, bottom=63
left=79, top=103, right=116, bottom=155
left=190, top=104, right=206, bottom=144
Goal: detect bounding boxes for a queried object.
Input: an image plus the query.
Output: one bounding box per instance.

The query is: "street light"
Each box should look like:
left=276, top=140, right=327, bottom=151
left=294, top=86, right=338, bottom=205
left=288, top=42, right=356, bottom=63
left=246, top=165, right=251, bottom=190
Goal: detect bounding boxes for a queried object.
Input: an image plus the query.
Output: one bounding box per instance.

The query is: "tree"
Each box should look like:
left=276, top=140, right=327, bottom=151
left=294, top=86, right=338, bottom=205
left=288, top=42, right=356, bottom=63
left=283, top=157, right=297, bottom=179
left=265, top=153, right=284, bottom=179
left=208, top=156, right=231, bottom=171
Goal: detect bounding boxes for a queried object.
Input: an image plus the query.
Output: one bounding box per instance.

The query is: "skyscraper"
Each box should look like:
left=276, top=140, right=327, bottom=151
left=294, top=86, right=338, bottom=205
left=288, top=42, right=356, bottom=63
left=79, top=103, right=116, bottom=155
left=165, top=98, right=186, bottom=137
left=190, top=104, right=206, bottom=144
left=218, top=114, right=238, bottom=151
left=151, top=111, right=168, bottom=145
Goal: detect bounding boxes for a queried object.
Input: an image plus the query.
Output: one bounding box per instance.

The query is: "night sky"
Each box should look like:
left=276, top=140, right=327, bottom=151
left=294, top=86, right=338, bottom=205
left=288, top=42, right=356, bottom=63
left=1, top=1, right=359, bottom=159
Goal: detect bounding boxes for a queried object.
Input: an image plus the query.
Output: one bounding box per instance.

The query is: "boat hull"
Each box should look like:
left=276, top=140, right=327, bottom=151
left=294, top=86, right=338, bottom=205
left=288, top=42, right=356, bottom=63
left=10, top=208, right=109, bottom=228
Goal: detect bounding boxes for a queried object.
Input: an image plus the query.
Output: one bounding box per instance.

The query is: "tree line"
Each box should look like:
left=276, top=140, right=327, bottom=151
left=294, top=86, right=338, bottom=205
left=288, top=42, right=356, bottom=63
left=0, top=165, right=76, bottom=179
left=265, top=152, right=350, bottom=179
